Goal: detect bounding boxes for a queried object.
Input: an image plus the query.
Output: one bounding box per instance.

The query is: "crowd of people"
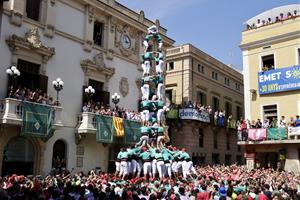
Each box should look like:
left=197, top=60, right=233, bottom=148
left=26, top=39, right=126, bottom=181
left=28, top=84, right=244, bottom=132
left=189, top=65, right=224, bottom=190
left=246, top=10, right=299, bottom=30
left=11, top=86, right=55, bottom=105
left=236, top=115, right=300, bottom=141
left=82, top=101, right=141, bottom=122
left=1, top=164, right=300, bottom=200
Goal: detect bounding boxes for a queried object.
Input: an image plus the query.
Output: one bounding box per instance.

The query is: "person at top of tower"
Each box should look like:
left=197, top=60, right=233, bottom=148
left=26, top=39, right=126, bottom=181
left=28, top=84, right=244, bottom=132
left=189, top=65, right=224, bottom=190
left=143, top=25, right=163, bottom=53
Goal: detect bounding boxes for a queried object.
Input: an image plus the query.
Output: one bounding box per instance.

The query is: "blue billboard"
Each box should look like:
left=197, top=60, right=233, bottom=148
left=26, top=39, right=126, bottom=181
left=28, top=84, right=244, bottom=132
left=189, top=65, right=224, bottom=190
left=258, top=65, right=300, bottom=95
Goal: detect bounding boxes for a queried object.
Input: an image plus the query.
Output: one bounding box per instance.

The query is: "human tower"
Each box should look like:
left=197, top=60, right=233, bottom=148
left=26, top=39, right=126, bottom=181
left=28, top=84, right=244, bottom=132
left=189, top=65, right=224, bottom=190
left=116, top=25, right=195, bottom=180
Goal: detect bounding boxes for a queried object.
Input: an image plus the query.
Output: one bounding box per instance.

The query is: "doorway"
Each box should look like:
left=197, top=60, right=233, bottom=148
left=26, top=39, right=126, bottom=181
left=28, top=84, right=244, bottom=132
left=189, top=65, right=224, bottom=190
left=52, top=140, right=66, bottom=169
left=2, top=137, right=34, bottom=176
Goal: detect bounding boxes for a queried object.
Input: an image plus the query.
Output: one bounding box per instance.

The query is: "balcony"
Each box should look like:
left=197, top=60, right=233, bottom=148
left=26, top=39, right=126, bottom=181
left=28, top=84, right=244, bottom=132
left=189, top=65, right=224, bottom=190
left=0, top=98, right=63, bottom=128
left=76, top=112, right=97, bottom=134
left=237, top=127, right=300, bottom=145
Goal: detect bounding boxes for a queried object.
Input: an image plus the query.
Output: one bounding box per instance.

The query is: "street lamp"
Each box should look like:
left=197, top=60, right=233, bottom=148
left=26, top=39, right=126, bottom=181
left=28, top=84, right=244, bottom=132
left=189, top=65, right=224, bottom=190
left=6, top=65, right=21, bottom=97
left=84, top=85, right=95, bottom=102
left=111, top=92, right=120, bottom=109
left=52, top=78, right=64, bottom=106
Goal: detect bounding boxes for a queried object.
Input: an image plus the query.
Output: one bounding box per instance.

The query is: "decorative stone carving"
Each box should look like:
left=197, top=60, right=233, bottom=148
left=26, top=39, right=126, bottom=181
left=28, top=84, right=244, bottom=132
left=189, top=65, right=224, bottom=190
left=83, top=40, right=93, bottom=52
left=10, top=10, right=23, bottom=26
left=93, top=52, right=106, bottom=68
left=44, top=24, right=55, bottom=38
left=6, top=28, right=55, bottom=60
left=139, top=10, right=145, bottom=23
left=119, top=77, right=129, bottom=97
left=88, top=5, right=95, bottom=23
left=25, top=27, right=42, bottom=48
left=75, top=132, right=87, bottom=145
left=115, top=25, right=138, bottom=57
left=50, top=0, right=56, bottom=6
left=81, top=53, right=115, bottom=80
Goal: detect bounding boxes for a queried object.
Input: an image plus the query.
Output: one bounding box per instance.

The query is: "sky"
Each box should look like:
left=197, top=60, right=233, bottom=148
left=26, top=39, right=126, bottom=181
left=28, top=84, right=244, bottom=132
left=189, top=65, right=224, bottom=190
left=117, top=0, right=299, bottom=71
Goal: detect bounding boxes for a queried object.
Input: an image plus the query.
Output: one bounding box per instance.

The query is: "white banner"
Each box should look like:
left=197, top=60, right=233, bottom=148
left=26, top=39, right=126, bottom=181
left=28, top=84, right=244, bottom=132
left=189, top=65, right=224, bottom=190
left=179, top=108, right=210, bottom=123
left=288, top=127, right=300, bottom=137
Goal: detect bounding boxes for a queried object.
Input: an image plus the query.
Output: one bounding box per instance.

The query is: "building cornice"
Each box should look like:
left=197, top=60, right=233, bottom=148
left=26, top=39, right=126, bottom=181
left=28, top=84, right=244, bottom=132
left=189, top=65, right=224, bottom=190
left=239, top=30, right=300, bottom=51
left=166, top=51, right=243, bottom=85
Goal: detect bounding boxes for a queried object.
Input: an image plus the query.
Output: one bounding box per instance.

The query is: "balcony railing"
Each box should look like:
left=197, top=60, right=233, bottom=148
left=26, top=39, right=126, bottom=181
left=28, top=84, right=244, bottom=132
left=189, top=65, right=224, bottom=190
left=77, top=112, right=97, bottom=134
left=0, top=98, right=63, bottom=128
left=237, top=127, right=300, bottom=144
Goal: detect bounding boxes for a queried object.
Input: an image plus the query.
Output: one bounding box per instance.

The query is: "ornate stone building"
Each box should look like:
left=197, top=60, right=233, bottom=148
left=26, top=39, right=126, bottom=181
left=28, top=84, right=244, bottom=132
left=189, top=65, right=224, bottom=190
left=0, top=0, right=174, bottom=175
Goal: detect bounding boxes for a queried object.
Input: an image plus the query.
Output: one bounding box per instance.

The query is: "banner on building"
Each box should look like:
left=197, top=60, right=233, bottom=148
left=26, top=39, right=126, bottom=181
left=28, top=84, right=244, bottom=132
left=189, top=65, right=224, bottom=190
left=166, top=109, right=178, bottom=119
left=113, top=116, right=124, bottom=137
left=95, top=115, right=114, bottom=143
left=267, top=128, right=287, bottom=140
left=179, top=108, right=210, bottom=123
left=258, top=65, right=300, bottom=95
left=288, top=127, right=300, bottom=137
left=124, top=119, right=141, bottom=144
left=21, top=102, right=54, bottom=138
left=248, top=128, right=267, bottom=141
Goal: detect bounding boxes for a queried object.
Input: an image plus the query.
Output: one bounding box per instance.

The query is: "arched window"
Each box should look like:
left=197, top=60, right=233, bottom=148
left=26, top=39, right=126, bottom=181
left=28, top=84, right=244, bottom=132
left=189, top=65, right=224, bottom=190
left=2, top=137, right=34, bottom=175
left=52, top=140, right=66, bottom=169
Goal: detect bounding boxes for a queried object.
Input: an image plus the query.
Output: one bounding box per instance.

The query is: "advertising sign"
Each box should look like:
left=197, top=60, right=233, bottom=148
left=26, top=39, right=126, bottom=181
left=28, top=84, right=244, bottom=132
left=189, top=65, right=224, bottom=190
left=179, top=108, right=210, bottom=123
left=258, top=65, right=300, bottom=94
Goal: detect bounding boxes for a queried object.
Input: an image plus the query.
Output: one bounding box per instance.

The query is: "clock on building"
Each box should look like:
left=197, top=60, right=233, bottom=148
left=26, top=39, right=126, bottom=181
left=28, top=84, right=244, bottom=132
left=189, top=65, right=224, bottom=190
left=121, top=34, right=131, bottom=49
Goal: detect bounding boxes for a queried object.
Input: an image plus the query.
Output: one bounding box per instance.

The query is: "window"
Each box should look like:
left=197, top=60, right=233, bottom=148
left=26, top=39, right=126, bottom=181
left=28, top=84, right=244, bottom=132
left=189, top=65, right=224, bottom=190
left=212, top=97, right=219, bottom=112
left=213, top=130, right=218, bottom=149
left=26, top=0, right=41, bottom=21
left=235, top=83, right=241, bottom=91
left=86, top=79, right=109, bottom=105
left=212, top=153, right=220, bottom=164
left=225, top=102, right=232, bottom=117
left=198, top=128, right=204, bottom=148
left=212, top=71, right=218, bottom=80
left=225, top=154, right=231, bottom=165
left=198, top=64, right=205, bottom=73
left=263, top=104, right=278, bottom=122
left=226, top=133, right=230, bottom=150
left=16, top=59, right=48, bottom=93
left=224, top=77, right=230, bottom=86
left=93, top=21, right=104, bottom=46
left=236, top=155, right=243, bottom=165
left=197, top=92, right=207, bottom=106
left=168, top=62, right=174, bottom=71
left=238, top=145, right=241, bottom=152
left=165, top=89, right=173, bottom=103
left=261, top=54, right=275, bottom=71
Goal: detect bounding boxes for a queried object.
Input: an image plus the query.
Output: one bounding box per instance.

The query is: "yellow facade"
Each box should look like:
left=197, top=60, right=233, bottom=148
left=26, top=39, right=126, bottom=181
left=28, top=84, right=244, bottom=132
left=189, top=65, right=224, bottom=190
left=166, top=44, right=244, bottom=120
left=240, top=5, right=300, bottom=172
left=241, top=16, right=300, bottom=121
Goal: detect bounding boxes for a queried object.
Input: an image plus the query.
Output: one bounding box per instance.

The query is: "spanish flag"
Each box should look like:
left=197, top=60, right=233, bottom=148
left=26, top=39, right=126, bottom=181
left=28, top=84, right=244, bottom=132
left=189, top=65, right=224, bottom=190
left=113, top=116, right=124, bottom=137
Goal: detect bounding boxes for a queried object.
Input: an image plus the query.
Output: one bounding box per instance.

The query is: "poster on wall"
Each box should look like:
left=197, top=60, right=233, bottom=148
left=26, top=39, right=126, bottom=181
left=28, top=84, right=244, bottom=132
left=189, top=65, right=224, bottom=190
left=179, top=108, right=210, bottom=123
left=258, top=65, right=300, bottom=95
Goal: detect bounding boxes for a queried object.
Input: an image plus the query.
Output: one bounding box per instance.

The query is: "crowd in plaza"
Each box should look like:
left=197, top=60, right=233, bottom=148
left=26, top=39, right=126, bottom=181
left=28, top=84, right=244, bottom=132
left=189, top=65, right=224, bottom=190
left=11, top=86, right=55, bottom=105
left=1, top=164, right=300, bottom=200
left=246, top=9, right=299, bottom=30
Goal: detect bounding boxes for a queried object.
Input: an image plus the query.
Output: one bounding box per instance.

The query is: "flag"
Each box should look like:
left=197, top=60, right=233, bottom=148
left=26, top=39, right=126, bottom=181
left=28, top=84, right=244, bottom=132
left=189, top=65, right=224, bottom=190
left=21, top=102, right=54, bottom=138
left=248, top=128, right=267, bottom=141
left=113, top=116, right=124, bottom=137
left=95, top=115, right=114, bottom=143
left=267, top=128, right=287, bottom=140
left=124, top=119, right=141, bottom=144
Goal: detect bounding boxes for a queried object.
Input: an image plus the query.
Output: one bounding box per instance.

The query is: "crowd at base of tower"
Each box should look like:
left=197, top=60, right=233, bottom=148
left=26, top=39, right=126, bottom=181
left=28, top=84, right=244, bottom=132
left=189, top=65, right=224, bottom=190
left=0, top=165, right=299, bottom=199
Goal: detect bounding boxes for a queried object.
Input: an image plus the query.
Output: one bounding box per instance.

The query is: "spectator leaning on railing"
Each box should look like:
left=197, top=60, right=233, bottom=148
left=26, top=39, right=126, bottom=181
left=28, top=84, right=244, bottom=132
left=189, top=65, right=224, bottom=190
left=11, top=86, right=54, bottom=105
left=82, top=100, right=141, bottom=122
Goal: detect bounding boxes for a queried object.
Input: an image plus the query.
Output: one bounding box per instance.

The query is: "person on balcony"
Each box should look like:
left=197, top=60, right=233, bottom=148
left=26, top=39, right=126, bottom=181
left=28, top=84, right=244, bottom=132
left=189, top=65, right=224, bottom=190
left=295, top=115, right=300, bottom=127
left=255, top=119, right=262, bottom=128
left=279, top=116, right=287, bottom=128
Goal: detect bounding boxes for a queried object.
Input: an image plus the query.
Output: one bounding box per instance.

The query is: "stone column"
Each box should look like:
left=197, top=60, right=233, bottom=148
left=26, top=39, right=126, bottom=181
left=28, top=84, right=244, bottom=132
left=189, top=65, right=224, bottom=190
left=83, top=5, right=94, bottom=52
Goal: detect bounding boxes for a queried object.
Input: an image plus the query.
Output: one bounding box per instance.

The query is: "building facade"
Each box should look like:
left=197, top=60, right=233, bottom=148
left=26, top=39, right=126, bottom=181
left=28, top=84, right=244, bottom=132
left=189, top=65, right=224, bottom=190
left=239, top=4, right=300, bottom=172
left=0, top=0, right=174, bottom=175
left=165, top=44, right=244, bottom=166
